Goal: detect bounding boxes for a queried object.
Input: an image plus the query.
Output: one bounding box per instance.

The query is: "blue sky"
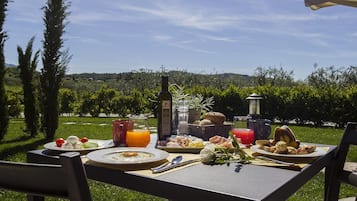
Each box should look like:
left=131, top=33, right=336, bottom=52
left=4, top=0, right=357, bottom=80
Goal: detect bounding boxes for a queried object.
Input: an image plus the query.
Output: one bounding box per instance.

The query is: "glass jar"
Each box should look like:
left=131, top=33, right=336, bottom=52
left=177, top=100, right=189, bottom=135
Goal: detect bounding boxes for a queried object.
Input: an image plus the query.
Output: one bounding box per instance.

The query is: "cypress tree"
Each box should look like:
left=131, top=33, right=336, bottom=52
left=17, top=37, right=40, bottom=137
left=40, top=0, right=71, bottom=140
left=0, top=0, right=9, bottom=140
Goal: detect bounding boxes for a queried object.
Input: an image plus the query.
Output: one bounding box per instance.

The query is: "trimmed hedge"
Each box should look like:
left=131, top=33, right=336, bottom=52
left=6, top=84, right=357, bottom=127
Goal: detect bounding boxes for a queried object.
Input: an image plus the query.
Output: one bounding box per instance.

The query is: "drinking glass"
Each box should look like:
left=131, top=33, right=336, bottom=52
left=126, top=115, right=151, bottom=147
left=112, top=119, right=134, bottom=147
left=247, top=119, right=271, bottom=141
left=232, top=128, right=254, bottom=145
left=232, top=115, right=254, bottom=145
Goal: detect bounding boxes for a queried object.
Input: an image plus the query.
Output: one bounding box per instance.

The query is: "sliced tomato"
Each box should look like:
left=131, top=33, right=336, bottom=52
left=55, top=138, right=65, bottom=147
left=80, top=137, right=89, bottom=143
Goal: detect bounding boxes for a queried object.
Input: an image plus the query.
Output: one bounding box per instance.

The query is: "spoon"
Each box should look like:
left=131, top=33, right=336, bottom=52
left=151, top=155, right=183, bottom=171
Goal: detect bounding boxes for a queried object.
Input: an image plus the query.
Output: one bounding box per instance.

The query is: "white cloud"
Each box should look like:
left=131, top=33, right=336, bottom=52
left=152, top=34, right=172, bottom=41
left=7, top=0, right=44, bottom=23
left=70, top=12, right=113, bottom=24
left=110, top=2, right=347, bottom=30
left=150, top=32, right=214, bottom=54
left=5, top=0, right=357, bottom=78
left=114, top=3, right=237, bottom=31
left=197, top=34, right=237, bottom=43
left=67, top=35, right=105, bottom=45
left=171, top=42, right=215, bottom=54
left=349, top=32, right=357, bottom=37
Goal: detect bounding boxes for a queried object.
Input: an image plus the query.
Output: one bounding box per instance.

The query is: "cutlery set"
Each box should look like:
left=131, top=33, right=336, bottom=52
left=151, top=156, right=200, bottom=173
left=151, top=155, right=182, bottom=171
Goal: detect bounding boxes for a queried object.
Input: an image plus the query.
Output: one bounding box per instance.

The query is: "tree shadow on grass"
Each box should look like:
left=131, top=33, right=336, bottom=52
left=0, top=138, right=49, bottom=160
left=0, top=135, right=33, bottom=145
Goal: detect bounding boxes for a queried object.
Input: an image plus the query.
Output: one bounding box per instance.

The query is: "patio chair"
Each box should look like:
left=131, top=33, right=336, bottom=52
left=326, top=122, right=357, bottom=201
left=0, top=152, right=92, bottom=201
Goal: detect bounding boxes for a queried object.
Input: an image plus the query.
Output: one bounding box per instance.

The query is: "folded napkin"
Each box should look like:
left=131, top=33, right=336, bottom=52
left=245, top=147, right=330, bottom=171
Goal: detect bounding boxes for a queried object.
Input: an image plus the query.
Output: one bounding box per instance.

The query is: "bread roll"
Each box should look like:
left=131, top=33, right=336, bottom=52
left=203, top=112, right=226, bottom=125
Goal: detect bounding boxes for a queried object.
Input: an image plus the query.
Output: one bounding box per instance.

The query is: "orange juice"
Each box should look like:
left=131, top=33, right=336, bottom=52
left=126, top=129, right=150, bottom=147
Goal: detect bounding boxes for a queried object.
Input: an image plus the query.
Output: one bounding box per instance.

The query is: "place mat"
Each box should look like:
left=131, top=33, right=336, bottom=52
left=83, top=153, right=201, bottom=178
left=246, top=146, right=330, bottom=170
left=84, top=147, right=330, bottom=176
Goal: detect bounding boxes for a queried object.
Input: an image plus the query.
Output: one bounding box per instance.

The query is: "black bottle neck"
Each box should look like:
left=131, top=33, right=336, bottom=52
left=161, top=76, right=168, bottom=91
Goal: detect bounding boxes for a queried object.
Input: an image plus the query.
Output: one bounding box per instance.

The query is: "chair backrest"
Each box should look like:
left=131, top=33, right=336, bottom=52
left=0, top=152, right=92, bottom=201
left=326, top=122, right=357, bottom=201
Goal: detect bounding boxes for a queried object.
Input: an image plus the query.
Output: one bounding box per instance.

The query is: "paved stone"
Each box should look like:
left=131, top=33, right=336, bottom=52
left=321, top=162, right=357, bottom=174
left=63, top=122, right=77, bottom=125
left=344, top=162, right=357, bottom=172
left=339, top=197, right=356, bottom=201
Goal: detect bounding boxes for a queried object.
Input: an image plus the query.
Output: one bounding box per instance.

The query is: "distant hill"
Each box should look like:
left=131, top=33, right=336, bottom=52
left=62, top=70, right=256, bottom=92
left=5, top=67, right=257, bottom=91
left=66, top=71, right=253, bottom=84
left=6, top=63, right=17, bottom=68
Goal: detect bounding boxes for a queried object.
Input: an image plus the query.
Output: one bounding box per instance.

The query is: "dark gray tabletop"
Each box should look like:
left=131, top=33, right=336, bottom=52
left=82, top=144, right=336, bottom=201
left=27, top=139, right=336, bottom=201
left=155, top=163, right=296, bottom=200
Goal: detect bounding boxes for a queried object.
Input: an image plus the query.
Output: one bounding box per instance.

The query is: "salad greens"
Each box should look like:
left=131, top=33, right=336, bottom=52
left=200, top=132, right=252, bottom=165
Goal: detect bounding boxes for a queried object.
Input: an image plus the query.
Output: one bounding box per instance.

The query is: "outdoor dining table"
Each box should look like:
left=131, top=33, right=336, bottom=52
left=27, top=134, right=337, bottom=201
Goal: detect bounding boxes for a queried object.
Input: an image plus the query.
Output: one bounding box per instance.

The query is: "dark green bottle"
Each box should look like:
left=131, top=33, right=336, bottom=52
left=157, top=76, right=172, bottom=141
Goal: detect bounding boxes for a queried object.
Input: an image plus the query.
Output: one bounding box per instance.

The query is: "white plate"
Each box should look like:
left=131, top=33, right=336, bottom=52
left=157, top=135, right=206, bottom=153
left=87, top=147, right=169, bottom=165
left=250, top=145, right=327, bottom=158
left=44, top=139, right=113, bottom=152
left=157, top=146, right=204, bottom=153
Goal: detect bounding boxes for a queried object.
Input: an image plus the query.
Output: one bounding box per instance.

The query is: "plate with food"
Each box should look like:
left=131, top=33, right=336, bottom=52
left=251, top=125, right=327, bottom=158
left=157, top=135, right=206, bottom=153
left=86, top=147, right=169, bottom=165
left=44, top=135, right=113, bottom=152
left=250, top=145, right=327, bottom=158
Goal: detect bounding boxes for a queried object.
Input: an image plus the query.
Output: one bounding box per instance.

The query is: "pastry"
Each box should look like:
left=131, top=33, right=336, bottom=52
left=273, top=125, right=300, bottom=148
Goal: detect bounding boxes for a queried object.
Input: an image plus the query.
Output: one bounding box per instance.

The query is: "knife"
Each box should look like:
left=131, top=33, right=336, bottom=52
left=256, top=156, right=295, bottom=166
left=151, top=158, right=201, bottom=173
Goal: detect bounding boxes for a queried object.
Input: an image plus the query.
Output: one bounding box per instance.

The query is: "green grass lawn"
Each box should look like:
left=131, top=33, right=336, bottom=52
left=0, top=117, right=356, bottom=201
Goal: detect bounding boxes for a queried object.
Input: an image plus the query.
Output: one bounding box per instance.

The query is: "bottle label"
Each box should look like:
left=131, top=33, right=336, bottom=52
left=162, top=100, right=171, bottom=134
left=162, top=100, right=170, bottom=109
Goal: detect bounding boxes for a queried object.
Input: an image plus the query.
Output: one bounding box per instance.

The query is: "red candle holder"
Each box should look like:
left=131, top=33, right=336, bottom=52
left=112, top=120, right=134, bottom=147
left=232, top=128, right=254, bottom=145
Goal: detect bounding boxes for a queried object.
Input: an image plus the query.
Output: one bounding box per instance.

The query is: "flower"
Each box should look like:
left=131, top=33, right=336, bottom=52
left=200, top=146, right=216, bottom=164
